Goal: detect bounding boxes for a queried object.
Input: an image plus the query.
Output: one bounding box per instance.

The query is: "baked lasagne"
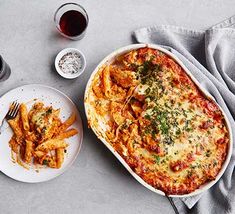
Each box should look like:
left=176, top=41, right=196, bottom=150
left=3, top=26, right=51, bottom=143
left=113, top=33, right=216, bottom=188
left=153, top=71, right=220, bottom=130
left=85, top=47, right=229, bottom=195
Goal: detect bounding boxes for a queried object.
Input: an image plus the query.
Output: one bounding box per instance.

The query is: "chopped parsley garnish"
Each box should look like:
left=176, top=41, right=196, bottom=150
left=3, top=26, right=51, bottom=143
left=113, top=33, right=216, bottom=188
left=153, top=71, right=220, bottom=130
left=205, top=150, right=211, bottom=157
left=144, top=114, right=151, bottom=120
left=184, top=119, right=193, bottom=132
left=174, top=151, right=179, bottom=155
left=135, top=57, right=162, bottom=85
left=153, top=155, right=161, bottom=164
left=185, top=127, right=193, bottom=132
left=133, top=53, right=203, bottom=148
left=145, top=87, right=151, bottom=95
left=42, top=160, right=49, bottom=165
left=213, top=160, right=218, bottom=166
left=175, top=129, right=181, bottom=135
left=187, top=170, right=193, bottom=177
left=190, top=164, right=196, bottom=169
left=46, top=108, right=52, bottom=115
left=163, top=137, right=174, bottom=145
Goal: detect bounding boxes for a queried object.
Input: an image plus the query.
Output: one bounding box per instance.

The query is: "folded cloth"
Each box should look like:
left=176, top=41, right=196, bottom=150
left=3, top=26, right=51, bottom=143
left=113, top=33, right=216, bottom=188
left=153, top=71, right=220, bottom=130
left=133, top=16, right=235, bottom=214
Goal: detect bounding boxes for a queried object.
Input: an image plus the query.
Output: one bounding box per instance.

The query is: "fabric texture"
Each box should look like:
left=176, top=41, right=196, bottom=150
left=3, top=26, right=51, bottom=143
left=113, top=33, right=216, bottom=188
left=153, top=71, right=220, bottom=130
left=133, top=16, right=235, bottom=214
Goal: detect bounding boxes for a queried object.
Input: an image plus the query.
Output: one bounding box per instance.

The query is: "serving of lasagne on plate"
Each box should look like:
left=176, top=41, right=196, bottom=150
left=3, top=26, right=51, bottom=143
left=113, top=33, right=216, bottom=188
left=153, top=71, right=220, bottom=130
left=85, top=45, right=231, bottom=196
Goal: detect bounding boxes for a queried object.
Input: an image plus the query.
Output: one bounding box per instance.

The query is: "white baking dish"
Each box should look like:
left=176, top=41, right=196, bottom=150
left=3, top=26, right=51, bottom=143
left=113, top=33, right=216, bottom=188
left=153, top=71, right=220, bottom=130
left=84, top=44, right=233, bottom=197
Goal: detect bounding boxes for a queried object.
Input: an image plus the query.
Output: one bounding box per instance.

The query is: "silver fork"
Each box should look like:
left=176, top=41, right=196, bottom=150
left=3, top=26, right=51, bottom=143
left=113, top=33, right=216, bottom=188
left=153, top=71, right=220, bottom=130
left=0, top=101, right=20, bottom=134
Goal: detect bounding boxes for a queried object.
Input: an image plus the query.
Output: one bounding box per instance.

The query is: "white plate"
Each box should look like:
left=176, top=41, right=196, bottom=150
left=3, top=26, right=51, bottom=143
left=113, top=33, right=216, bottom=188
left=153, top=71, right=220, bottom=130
left=0, top=84, right=83, bottom=183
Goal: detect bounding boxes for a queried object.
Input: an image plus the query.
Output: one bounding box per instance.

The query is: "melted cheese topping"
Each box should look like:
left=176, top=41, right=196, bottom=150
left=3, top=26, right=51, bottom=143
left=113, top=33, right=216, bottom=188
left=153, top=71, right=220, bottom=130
left=29, top=104, right=61, bottom=142
left=86, top=47, right=229, bottom=195
left=31, top=111, right=51, bottom=129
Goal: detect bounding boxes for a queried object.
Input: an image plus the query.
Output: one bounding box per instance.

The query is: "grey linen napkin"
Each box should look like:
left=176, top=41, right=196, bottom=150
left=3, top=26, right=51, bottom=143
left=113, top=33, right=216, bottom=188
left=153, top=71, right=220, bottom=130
left=133, top=16, right=235, bottom=214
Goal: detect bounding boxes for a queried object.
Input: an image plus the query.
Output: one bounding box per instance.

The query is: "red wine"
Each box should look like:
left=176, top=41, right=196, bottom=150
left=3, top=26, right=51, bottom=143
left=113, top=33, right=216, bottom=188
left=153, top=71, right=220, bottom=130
left=59, top=10, right=87, bottom=37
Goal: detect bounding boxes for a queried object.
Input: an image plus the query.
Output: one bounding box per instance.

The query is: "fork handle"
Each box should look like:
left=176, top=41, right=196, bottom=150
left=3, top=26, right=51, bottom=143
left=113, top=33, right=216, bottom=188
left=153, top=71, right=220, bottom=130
left=0, top=119, right=9, bottom=134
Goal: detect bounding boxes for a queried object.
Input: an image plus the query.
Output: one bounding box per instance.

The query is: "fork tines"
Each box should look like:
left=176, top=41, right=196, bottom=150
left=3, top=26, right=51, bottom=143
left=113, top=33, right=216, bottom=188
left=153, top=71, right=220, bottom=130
left=7, top=101, right=20, bottom=119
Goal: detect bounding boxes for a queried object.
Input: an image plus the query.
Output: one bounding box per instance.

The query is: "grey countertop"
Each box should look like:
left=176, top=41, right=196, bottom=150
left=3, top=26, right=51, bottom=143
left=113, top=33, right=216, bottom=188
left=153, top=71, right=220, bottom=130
left=0, top=1, right=235, bottom=213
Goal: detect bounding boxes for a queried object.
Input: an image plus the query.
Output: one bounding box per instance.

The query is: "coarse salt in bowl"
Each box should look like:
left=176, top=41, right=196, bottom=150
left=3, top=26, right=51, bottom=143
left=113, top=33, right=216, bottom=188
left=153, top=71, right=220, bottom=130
left=55, top=48, right=86, bottom=79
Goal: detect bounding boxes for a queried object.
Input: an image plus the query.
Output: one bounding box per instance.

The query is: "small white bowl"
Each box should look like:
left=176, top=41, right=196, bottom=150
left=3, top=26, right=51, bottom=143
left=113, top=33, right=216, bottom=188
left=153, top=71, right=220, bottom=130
left=55, top=48, right=86, bottom=79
